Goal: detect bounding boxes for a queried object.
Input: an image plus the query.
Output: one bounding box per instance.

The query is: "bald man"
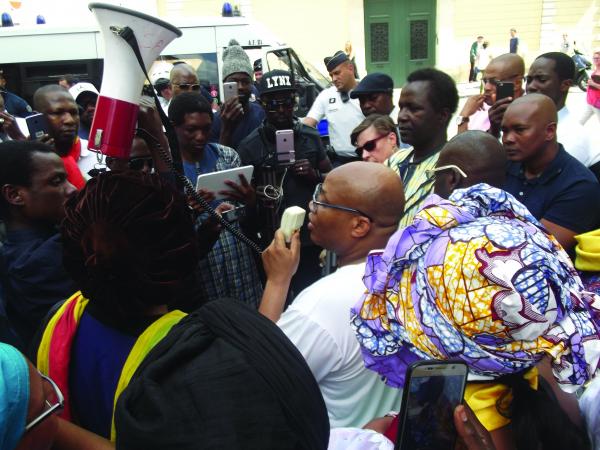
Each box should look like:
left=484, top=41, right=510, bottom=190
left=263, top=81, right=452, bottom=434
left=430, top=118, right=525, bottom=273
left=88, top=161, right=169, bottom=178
left=259, top=162, right=404, bottom=428
left=168, top=63, right=212, bottom=109
left=432, top=131, right=506, bottom=199
left=457, top=53, right=525, bottom=135
left=502, top=94, right=600, bottom=252
left=32, top=85, right=87, bottom=188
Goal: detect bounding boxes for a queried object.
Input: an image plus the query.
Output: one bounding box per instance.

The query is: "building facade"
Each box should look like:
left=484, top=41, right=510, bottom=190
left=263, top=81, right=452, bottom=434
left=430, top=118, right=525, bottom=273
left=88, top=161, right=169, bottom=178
left=156, top=0, right=600, bottom=84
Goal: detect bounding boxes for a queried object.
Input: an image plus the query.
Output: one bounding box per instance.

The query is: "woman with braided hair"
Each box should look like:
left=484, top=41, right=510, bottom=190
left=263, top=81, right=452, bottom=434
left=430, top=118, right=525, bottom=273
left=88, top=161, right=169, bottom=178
left=35, top=171, right=199, bottom=441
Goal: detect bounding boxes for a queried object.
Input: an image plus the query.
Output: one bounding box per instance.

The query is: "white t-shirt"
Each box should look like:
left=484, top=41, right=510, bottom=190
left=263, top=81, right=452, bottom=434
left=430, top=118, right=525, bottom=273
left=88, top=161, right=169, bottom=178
left=558, top=106, right=599, bottom=167
left=306, top=86, right=364, bottom=158
left=278, top=263, right=402, bottom=428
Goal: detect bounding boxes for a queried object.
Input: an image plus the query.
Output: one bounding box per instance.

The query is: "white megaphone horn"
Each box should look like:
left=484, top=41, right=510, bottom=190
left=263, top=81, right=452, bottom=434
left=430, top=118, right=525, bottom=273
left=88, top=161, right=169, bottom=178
left=88, top=3, right=181, bottom=158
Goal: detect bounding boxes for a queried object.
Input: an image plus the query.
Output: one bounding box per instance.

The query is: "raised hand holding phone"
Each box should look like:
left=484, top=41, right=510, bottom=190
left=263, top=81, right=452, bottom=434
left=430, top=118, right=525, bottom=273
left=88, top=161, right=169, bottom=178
left=396, top=361, right=468, bottom=450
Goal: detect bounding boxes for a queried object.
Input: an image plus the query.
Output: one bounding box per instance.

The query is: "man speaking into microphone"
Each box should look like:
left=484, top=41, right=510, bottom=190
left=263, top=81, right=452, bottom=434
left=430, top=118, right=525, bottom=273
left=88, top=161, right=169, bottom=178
left=238, top=69, right=332, bottom=295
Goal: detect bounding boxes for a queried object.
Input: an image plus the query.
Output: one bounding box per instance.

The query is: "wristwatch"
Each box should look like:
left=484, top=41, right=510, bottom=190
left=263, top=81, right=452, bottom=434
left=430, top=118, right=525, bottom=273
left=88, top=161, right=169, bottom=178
left=456, top=115, right=470, bottom=126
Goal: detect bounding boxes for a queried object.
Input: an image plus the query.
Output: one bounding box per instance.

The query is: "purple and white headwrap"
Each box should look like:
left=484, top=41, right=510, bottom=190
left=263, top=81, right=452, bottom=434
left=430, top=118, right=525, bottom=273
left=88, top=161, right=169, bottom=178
left=351, top=184, right=600, bottom=392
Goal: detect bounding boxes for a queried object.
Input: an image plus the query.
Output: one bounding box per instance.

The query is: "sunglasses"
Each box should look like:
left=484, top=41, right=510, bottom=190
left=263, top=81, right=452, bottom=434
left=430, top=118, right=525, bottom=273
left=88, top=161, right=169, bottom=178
left=128, top=157, right=154, bottom=171
left=173, top=83, right=200, bottom=91
left=482, top=75, right=521, bottom=86
left=25, top=373, right=64, bottom=432
left=355, top=133, right=389, bottom=155
left=425, top=164, right=468, bottom=179
left=310, top=183, right=373, bottom=221
left=263, top=97, right=295, bottom=112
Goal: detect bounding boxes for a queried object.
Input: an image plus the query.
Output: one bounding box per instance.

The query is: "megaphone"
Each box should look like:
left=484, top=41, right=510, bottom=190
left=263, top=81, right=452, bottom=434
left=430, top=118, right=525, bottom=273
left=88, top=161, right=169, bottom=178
left=88, top=3, right=181, bottom=159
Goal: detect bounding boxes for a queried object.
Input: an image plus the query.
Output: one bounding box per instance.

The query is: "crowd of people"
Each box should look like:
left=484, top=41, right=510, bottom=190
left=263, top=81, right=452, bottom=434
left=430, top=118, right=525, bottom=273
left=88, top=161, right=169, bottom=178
left=1, top=32, right=600, bottom=450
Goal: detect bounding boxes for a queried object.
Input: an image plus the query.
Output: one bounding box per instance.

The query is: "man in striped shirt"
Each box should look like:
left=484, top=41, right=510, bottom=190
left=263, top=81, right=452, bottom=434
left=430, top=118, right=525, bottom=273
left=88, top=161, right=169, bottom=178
left=385, top=68, right=458, bottom=227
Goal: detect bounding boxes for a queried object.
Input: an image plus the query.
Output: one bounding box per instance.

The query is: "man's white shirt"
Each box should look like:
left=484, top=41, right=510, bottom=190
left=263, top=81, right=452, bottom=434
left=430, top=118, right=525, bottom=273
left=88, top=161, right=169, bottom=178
left=558, top=106, right=599, bottom=167
left=306, top=86, right=364, bottom=158
left=277, top=263, right=401, bottom=428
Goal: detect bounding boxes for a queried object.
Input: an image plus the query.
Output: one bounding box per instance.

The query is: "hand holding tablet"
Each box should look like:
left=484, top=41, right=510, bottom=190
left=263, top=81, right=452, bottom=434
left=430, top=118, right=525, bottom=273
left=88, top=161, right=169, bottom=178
left=196, top=166, right=255, bottom=201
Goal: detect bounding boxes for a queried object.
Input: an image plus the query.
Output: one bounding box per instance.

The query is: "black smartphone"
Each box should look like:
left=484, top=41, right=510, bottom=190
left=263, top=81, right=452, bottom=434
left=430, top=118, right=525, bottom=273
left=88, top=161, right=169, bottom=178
left=496, top=81, right=514, bottom=101
left=395, top=360, right=468, bottom=450
left=26, top=113, right=49, bottom=139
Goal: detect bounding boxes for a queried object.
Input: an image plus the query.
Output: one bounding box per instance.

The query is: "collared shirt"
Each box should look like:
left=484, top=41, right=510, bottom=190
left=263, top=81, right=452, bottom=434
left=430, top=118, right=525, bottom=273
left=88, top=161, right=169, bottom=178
left=209, top=101, right=265, bottom=150
left=504, top=145, right=600, bottom=234
left=182, top=143, right=263, bottom=308
left=468, top=102, right=491, bottom=132
left=385, top=146, right=439, bottom=227
left=1, top=90, right=32, bottom=118
left=306, top=86, right=364, bottom=158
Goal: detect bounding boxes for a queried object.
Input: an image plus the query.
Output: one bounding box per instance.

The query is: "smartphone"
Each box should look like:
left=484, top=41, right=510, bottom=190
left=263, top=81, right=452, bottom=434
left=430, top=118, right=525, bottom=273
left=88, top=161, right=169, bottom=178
left=222, top=205, right=246, bottom=223
left=275, top=129, right=295, bottom=164
left=395, top=360, right=468, bottom=450
left=26, top=113, right=49, bottom=139
left=223, top=81, right=238, bottom=102
left=496, top=81, right=514, bottom=101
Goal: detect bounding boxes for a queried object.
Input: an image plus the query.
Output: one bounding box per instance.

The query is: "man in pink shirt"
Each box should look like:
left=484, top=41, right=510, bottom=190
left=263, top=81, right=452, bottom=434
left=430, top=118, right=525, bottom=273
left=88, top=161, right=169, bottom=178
left=456, top=53, right=524, bottom=135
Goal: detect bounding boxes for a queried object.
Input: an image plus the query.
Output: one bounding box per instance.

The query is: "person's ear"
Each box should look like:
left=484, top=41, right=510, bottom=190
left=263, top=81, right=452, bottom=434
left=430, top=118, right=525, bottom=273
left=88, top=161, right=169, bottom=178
left=388, top=131, right=398, bottom=147
left=350, top=216, right=372, bottom=239
left=438, top=108, right=451, bottom=127
left=1, top=184, right=25, bottom=207
left=545, top=121, right=558, bottom=141
left=560, top=78, right=572, bottom=94
left=447, top=169, right=462, bottom=193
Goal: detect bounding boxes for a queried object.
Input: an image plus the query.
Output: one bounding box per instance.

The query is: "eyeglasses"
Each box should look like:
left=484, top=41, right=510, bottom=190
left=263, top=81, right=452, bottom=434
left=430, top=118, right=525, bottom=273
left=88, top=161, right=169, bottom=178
left=128, top=157, right=154, bottom=171
left=263, top=97, right=295, bottom=112
left=25, top=373, right=64, bottom=432
left=310, top=183, right=373, bottom=221
left=355, top=133, right=389, bottom=155
left=173, top=83, right=200, bottom=91
left=482, top=75, right=521, bottom=86
left=425, top=164, right=468, bottom=179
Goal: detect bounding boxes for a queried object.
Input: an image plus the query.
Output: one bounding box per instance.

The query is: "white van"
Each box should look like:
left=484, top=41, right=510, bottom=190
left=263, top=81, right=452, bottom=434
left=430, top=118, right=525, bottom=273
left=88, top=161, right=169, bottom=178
left=0, top=16, right=330, bottom=116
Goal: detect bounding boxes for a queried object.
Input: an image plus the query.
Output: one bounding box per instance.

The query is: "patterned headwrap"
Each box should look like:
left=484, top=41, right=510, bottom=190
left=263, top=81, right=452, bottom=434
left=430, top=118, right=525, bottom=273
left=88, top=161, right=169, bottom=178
left=0, top=343, right=29, bottom=450
left=352, top=184, right=600, bottom=393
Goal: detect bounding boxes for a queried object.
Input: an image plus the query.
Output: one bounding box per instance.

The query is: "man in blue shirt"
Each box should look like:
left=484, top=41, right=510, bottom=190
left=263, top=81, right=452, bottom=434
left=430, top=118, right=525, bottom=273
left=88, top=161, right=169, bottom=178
left=502, top=94, right=600, bottom=253
left=170, top=92, right=263, bottom=308
left=509, top=28, right=519, bottom=54
left=0, top=70, right=33, bottom=118
left=210, top=40, right=265, bottom=150
left=0, top=140, right=77, bottom=346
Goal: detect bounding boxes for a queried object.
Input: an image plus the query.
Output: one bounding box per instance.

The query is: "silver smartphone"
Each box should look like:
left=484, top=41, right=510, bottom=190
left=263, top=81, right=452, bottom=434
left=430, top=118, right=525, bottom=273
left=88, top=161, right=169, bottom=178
left=396, top=360, right=468, bottom=450
left=223, top=81, right=238, bottom=102
left=26, top=113, right=49, bottom=139
left=275, top=129, right=294, bottom=164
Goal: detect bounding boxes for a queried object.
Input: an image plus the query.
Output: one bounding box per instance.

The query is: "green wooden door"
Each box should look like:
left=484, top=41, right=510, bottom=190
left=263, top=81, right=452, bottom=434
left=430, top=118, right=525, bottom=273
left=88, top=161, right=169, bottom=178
left=364, top=0, right=437, bottom=86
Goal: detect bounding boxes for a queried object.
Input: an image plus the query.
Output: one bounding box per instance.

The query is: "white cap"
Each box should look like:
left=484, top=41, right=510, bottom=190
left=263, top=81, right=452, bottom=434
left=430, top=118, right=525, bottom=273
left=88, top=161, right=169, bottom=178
left=68, top=82, right=99, bottom=102
left=150, top=61, right=174, bottom=84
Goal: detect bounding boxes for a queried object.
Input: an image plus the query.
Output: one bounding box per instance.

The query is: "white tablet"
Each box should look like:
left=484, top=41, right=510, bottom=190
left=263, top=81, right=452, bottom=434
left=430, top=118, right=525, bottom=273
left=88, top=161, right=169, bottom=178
left=195, top=165, right=254, bottom=200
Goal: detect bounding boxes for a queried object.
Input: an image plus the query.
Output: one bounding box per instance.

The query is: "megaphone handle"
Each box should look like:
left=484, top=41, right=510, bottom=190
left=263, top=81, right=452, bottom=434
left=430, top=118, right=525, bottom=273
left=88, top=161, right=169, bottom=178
left=116, top=26, right=263, bottom=255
